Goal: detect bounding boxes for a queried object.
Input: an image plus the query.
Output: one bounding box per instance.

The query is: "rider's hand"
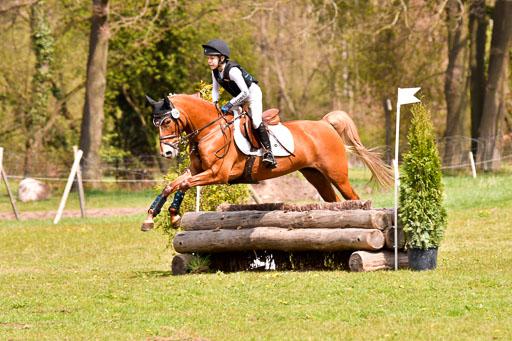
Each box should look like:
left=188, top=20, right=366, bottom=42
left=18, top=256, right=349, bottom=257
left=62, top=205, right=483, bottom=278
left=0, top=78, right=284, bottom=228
left=221, top=102, right=233, bottom=114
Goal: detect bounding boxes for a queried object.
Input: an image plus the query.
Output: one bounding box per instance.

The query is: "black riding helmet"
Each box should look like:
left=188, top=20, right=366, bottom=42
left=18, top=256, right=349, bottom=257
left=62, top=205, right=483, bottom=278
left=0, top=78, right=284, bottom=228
left=202, top=39, right=230, bottom=59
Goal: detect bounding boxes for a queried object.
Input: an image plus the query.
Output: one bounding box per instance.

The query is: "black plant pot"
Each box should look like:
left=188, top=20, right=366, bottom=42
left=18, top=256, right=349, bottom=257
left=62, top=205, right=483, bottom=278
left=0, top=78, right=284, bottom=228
left=408, top=246, right=438, bottom=271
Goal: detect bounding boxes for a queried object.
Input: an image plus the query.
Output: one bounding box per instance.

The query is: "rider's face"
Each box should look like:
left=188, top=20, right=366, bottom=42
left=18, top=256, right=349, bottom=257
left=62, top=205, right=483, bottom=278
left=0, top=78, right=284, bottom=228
left=207, top=55, right=220, bottom=69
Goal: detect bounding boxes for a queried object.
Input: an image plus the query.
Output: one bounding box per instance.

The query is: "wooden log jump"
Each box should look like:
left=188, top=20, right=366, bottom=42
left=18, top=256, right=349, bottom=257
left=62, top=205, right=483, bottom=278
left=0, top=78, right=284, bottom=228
left=181, top=209, right=390, bottom=231
left=174, top=227, right=385, bottom=253
left=172, top=202, right=407, bottom=274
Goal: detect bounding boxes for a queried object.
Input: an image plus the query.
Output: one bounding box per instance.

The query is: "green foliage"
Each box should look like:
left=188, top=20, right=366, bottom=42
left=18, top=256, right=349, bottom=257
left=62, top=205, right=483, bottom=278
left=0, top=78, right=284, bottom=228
left=185, top=254, right=212, bottom=273
left=399, top=102, right=447, bottom=249
left=104, top=0, right=241, bottom=156
left=153, top=83, right=251, bottom=237
left=28, top=1, right=55, bottom=143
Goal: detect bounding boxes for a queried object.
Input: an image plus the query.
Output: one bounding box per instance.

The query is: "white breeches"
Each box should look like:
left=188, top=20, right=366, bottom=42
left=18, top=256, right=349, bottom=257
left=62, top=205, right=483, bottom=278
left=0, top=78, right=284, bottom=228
left=245, top=84, right=263, bottom=128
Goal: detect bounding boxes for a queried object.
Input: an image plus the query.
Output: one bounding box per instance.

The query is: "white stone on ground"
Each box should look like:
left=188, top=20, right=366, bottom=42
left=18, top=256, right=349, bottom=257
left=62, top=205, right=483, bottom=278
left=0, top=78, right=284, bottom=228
left=18, top=178, right=51, bottom=202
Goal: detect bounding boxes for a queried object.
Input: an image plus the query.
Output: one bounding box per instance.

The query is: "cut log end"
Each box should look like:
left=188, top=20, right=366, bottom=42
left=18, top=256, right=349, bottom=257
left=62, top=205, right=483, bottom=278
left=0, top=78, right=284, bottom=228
left=367, top=230, right=386, bottom=250
left=171, top=253, right=193, bottom=275
left=383, top=226, right=405, bottom=249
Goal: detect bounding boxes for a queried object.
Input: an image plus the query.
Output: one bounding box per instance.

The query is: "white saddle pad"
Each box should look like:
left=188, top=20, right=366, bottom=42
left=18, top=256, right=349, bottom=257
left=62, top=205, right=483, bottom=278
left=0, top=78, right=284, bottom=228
left=233, top=111, right=294, bottom=157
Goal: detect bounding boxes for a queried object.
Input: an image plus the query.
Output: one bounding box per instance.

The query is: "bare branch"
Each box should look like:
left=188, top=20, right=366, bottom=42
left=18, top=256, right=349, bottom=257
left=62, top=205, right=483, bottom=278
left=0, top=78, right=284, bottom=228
left=373, top=9, right=401, bottom=35
left=0, top=0, right=40, bottom=13
left=400, top=0, right=410, bottom=29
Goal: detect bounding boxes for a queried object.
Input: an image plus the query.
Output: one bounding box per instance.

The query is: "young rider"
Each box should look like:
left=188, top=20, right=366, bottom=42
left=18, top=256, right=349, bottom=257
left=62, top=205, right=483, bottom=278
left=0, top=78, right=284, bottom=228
left=202, top=39, right=277, bottom=169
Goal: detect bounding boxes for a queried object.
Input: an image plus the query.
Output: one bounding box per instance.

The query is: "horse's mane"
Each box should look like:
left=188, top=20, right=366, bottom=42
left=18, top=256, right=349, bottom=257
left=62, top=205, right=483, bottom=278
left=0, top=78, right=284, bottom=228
left=168, top=93, right=218, bottom=109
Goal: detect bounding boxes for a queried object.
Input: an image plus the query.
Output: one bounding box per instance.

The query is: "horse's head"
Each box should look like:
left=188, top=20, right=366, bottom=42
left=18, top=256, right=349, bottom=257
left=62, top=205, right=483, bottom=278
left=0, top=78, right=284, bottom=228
left=145, top=94, right=183, bottom=158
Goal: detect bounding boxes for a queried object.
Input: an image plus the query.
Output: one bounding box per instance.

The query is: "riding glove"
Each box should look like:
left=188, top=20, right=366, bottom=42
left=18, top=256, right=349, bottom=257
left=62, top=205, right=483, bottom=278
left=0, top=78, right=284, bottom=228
left=221, top=102, right=233, bottom=114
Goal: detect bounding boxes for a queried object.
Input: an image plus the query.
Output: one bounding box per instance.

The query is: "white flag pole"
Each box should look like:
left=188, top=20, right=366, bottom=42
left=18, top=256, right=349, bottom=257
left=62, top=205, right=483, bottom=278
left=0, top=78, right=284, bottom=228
left=196, top=186, right=201, bottom=212
left=393, top=102, right=401, bottom=271
left=394, top=87, right=421, bottom=270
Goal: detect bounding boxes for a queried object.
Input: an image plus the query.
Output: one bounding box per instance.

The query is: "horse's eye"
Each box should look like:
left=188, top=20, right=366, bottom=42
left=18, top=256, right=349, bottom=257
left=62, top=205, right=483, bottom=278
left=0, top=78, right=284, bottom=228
left=164, top=119, right=172, bottom=126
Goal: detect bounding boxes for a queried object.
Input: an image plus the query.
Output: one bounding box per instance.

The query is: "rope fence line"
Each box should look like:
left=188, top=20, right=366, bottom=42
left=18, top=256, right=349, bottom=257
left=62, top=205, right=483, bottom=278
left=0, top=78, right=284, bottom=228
left=4, top=174, right=163, bottom=183
left=1, top=135, right=511, bottom=187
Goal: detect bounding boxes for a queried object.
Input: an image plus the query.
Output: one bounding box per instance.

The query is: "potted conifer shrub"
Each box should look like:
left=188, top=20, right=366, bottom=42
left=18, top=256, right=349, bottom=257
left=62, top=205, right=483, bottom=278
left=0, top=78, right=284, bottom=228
left=399, top=102, right=447, bottom=271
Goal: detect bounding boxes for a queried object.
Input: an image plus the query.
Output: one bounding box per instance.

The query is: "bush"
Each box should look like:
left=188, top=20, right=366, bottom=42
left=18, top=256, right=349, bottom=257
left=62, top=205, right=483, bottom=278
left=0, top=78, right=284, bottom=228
left=399, top=102, right=447, bottom=249
left=153, top=82, right=252, bottom=239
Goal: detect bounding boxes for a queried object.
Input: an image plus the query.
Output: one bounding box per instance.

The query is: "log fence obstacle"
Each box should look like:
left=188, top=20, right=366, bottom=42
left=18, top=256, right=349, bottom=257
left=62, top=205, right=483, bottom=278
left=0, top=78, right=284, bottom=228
left=171, top=200, right=407, bottom=275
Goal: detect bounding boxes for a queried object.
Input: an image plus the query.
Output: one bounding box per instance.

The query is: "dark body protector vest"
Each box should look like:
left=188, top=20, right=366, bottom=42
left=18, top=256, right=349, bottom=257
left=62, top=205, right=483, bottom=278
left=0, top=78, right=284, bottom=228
left=213, top=61, right=259, bottom=97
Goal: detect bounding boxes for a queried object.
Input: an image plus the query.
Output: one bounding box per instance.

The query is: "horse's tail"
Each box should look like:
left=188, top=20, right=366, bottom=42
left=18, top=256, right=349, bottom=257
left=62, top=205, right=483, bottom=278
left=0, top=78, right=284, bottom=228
left=322, top=111, right=394, bottom=189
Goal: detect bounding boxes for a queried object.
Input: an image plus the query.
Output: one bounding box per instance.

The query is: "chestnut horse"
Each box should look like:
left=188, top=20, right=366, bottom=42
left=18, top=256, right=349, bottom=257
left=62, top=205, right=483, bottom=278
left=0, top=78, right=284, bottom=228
left=141, top=94, right=393, bottom=231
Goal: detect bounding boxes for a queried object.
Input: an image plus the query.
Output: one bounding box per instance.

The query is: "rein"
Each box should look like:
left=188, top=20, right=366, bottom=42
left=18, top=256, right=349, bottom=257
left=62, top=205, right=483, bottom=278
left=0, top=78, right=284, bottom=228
left=156, top=101, right=239, bottom=159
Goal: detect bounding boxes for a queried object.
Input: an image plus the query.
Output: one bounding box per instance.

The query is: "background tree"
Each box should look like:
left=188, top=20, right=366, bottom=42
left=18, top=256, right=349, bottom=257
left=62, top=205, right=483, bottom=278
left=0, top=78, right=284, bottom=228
left=469, top=0, right=488, bottom=155
left=79, top=0, right=110, bottom=180
left=477, top=0, right=512, bottom=170
left=443, top=0, right=469, bottom=167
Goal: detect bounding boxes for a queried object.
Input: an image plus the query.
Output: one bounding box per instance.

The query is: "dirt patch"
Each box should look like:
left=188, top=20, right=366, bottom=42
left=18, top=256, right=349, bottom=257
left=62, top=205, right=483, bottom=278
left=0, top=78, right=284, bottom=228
left=251, top=172, right=320, bottom=202
left=0, top=207, right=146, bottom=221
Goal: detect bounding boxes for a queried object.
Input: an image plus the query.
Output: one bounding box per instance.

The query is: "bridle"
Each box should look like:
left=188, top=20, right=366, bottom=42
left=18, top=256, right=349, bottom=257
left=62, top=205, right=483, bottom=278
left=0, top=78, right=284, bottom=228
left=153, top=98, right=239, bottom=158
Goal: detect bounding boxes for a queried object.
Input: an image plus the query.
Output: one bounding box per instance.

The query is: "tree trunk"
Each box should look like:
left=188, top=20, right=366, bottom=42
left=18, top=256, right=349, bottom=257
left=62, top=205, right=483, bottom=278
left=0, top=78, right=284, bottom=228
left=478, top=0, right=512, bottom=170
left=469, top=0, right=488, bottom=155
left=24, top=0, right=54, bottom=175
left=173, top=227, right=385, bottom=253
left=493, top=54, right=509, bottom=168
left=79, top=0, right=110, bottom=180
left=181, top=210, right=391, bottom=231
left=444, top=0, right=469, bottom=167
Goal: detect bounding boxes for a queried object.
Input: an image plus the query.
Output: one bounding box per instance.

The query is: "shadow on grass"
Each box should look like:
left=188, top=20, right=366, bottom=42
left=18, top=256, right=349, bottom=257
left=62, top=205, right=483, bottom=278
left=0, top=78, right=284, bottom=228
left=131, top=270, right=174, bottom=278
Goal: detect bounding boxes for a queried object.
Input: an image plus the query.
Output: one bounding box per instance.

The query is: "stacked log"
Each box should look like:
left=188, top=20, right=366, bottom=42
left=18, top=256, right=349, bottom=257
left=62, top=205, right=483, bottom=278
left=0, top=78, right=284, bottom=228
left=174, top=227, right=385, bottom=253
left=172, top=202, right=407, bottom=274
left=181, top=210, right=390, bottom=230
left=349, top=250, right=408, bottom=272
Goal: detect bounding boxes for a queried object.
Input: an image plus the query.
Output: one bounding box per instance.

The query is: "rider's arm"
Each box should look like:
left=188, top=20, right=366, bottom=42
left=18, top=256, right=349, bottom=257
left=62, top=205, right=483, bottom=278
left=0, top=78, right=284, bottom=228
left=228, top=67, right=249, bottom=106
left=212, top=72, right=220, bottom=103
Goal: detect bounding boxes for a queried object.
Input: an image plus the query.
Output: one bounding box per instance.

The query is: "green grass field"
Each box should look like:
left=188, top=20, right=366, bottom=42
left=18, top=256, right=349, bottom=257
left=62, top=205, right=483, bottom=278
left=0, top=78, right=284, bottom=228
left=1, top=169, right=511, bottom=340
left=0, top=178, right=156, bottom=213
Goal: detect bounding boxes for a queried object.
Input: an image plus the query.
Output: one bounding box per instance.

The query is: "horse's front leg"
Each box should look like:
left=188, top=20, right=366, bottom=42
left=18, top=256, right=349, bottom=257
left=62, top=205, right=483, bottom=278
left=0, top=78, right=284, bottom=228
left=166, top=168, right=230, bottom=227
left=141, top=168, right=193, bottom=231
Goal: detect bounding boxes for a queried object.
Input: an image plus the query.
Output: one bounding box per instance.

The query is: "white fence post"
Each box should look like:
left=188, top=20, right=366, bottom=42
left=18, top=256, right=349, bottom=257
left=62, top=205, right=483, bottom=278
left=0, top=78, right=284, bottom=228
left=0, top=147, right=19, bottom=220
left=73, top=146, right=86, bottom=218
left=469, top=151, right=477, bottom=178
left=54, top=149, right=83, bottom=224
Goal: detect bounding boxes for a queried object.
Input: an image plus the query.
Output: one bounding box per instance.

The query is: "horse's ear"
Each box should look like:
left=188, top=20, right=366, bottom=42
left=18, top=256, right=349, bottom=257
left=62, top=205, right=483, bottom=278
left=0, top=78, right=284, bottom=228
left=145, top=94, right=156, bottom=105
left=163, top=93, right=171, bottom=108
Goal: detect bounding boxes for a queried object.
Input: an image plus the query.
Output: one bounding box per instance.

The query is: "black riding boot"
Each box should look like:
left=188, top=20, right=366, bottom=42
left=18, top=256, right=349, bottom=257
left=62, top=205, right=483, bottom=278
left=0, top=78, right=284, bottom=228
left=256, top=123, right=277, bottom=169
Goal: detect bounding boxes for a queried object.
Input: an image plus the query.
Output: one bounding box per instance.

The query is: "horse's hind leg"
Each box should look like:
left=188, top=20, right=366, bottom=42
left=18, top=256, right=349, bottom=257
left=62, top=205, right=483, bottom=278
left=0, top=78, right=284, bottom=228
left=324, top=170, right=360, bottom=200
left=299, top=168, right=340, bottom=202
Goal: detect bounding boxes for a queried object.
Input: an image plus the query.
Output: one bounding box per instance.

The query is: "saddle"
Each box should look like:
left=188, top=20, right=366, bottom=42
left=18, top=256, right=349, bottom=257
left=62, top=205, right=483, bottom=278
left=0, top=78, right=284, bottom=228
left=239, top=108, right=281, bottom=149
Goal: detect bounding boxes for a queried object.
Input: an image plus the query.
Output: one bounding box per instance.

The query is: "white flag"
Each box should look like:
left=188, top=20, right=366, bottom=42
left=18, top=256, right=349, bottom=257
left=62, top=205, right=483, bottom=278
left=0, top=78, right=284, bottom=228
left=397, top=87, right=421, bottom=106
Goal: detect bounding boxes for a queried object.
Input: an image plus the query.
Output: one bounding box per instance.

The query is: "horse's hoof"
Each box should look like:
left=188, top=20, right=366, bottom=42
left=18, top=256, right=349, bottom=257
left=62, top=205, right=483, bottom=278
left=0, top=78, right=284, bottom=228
left=141, top=222, right=154, bottom=232
left=170, top=214, right=182, bottom=228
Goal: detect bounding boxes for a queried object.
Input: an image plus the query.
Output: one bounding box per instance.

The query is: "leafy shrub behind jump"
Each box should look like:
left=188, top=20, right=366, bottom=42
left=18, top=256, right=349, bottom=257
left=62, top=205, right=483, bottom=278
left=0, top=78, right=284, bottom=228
left=399, top=102, right=447, bottom=249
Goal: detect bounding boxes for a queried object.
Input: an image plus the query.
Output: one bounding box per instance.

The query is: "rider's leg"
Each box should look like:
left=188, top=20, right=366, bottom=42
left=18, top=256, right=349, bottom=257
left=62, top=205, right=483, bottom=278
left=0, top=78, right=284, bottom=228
left=249, top=84, right=277, bottom=169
